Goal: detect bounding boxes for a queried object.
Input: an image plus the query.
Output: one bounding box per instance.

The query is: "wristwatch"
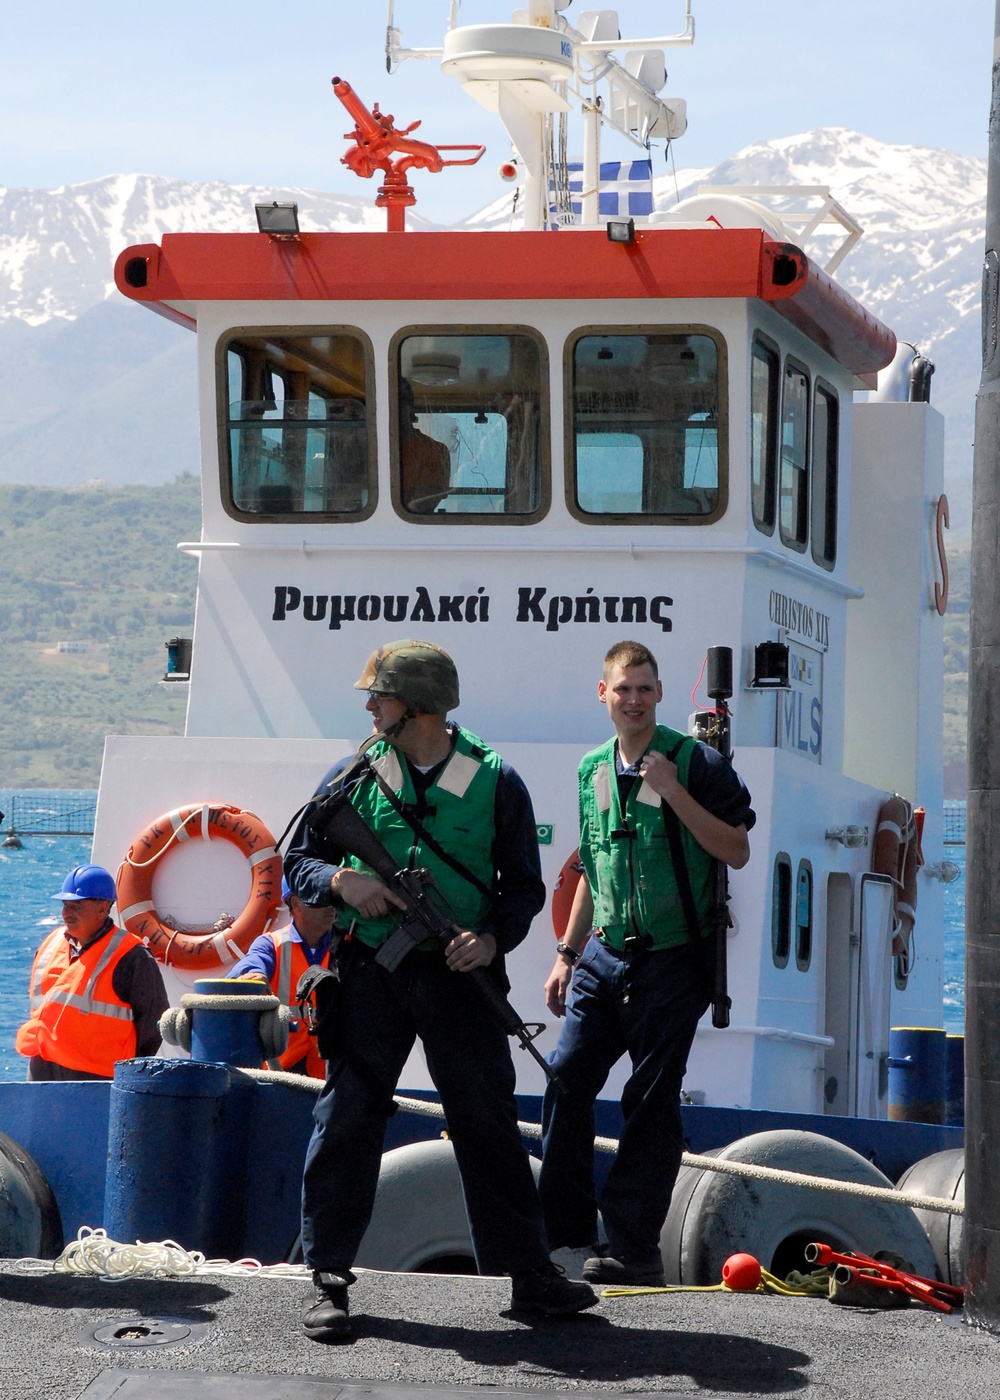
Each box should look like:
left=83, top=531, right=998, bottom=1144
left=555, top=941, right=579, bottom=965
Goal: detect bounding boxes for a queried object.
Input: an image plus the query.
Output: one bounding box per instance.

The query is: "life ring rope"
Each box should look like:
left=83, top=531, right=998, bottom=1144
left=121, top=807, right=206, bottom=870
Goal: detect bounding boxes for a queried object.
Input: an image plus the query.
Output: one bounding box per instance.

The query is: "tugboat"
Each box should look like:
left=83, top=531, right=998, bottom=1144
left=0, top=1, right=962, bottom=1284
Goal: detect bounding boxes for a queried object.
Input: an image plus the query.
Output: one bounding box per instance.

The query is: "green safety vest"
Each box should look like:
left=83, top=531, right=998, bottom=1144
left=340, top=726, right=502, bottom=949
left=578, top=724, right=716, bottom=951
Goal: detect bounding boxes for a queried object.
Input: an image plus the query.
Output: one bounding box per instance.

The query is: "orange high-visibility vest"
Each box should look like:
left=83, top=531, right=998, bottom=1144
left=16, top=925, right=139, bottom=1076
left=266, top=929, right=331, bottom=1080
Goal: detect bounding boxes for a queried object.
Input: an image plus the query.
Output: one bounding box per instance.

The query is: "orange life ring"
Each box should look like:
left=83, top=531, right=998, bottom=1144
left=872, top=795, right=923, bottom=961
left=116, top=804, right=283, bottom=970
left=552, top=848, right=586, bottom=940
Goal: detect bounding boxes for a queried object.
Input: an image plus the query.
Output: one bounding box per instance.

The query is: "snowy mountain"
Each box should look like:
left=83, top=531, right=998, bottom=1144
left=0, top=134, right=984, bottom=529
left=676, top=129, right=984, bottom=530
left=0, top=173, right=430, bottom=324
left=0, top=175, right=427, bottom=489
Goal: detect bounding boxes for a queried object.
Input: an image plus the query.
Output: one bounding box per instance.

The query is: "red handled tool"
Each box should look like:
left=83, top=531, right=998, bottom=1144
left=804, top=1240, right=963, bottom=1313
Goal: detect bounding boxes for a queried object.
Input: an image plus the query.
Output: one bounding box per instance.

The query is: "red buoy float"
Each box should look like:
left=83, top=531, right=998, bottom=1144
left=722, top=1252, right=762, bottom=1291
left=551, top=848, right=586, bottom=940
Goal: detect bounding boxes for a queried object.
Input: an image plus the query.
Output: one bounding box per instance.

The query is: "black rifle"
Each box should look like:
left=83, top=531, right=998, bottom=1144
left=307, top=786, right=561, bottom=1088
left=699, top=646, right=734, bottom=1030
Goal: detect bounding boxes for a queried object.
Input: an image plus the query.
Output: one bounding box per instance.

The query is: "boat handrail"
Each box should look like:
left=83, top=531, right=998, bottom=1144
left=695, top=1024, right=836, bottom=1048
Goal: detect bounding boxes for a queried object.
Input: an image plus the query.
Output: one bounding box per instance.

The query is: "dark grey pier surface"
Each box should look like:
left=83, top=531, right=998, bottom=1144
left=1, top=1263, right=997, bottom=1400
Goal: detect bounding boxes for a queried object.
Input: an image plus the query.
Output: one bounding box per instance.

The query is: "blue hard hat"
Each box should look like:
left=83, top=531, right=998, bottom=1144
left=53, top=865, right=117, bottom=903
left=281, top=876, right=292, bottom=902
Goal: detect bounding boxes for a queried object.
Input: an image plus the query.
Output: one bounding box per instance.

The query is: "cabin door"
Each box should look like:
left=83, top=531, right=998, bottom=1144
left=822, top=873, right=854, bottom=1116
left=854, top=873, right=895, bottom=1120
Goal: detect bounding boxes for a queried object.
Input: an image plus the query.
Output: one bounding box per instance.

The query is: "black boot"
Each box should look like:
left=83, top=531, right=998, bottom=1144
left=582, top=1250, right=665, bottom=1287
left=302, top=1269, right=354, bottom=1341
left=510, top=1262, right=598, bottom=1315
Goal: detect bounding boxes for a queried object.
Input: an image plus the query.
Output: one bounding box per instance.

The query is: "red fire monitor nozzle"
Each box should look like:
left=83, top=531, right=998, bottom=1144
left=332, top=76, right=485, bottom=232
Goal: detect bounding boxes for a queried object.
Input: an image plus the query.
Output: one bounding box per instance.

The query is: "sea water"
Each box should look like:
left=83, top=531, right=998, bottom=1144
left=0, top=791, right=968, bottom=1082
left=0, top=818, right=91, bottom=1083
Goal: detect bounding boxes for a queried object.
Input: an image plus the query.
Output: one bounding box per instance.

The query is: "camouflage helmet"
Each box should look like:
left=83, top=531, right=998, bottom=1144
left=354, top=640, right=460, bottom=714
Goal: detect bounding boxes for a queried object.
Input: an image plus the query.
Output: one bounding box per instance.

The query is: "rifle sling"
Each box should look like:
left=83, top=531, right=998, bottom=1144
left=365, top=760, right=494, bottom=902
left=274, top=732, right=387, bottom=855
left=658, top=739, right=713, bottom=977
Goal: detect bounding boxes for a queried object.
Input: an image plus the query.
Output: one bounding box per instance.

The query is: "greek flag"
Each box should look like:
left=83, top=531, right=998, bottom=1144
left=556, top=159, right=654, bottom=221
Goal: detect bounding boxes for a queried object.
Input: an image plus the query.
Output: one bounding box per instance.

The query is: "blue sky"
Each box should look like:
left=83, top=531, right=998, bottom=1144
left=0, top=1, right=994, bottom=222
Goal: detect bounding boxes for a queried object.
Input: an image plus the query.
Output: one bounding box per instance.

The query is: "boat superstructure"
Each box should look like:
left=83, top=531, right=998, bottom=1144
left=87, top=1, right=951, bottom=1128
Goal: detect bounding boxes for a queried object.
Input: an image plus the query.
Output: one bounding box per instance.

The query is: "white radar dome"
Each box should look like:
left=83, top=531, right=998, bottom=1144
left=441, top=25, right=575, bottom=84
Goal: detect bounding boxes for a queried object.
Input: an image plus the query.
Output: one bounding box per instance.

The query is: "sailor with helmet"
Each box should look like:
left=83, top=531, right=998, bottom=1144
left=283, top=639, right=597, bottom=1340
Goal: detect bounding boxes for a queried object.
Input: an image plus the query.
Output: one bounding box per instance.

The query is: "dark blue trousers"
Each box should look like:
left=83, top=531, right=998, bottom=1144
left=539, top=936, right=709, bottom=1266
left=301, top=945, right=551, bottom=1277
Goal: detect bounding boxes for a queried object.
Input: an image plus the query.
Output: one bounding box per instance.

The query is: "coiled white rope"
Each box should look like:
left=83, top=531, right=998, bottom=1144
left=13, top=1227, right=312, bottom=1280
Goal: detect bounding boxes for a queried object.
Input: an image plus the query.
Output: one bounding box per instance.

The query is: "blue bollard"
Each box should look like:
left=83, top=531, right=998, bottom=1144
left=104, top=1058, right=254, bottom=1258
left=888, top=1026, right=946, bottom=1124
left=945, top=1033, right=965, bottom=1128
left=189, top=977, right=271, bottom=1068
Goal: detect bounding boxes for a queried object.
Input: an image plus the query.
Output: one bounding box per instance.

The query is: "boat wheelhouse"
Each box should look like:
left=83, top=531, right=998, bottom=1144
left=98, top=8, right=947, bottom=1121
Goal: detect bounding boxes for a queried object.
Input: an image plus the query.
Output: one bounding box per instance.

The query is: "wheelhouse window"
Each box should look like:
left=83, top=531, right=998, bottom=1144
left=779, top=359, right=809, bottom=550
left=568, top=329, right=725, bottom=522
left=391, top=330, right=548, bottom=523
left=222, top=331, right=374, bottom=520
left=811, top=382, right=839, bottom=570
left=751, top=335, right=779, bottom=535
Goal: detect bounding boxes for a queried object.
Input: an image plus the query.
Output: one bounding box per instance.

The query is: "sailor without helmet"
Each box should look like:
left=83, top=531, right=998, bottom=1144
left=354, top=639, right=459, bottom=714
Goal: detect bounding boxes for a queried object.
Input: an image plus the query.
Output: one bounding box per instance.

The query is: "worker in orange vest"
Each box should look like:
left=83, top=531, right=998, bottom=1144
left=227, top=877, right=337, bottom=1077
left=16, top=864, right=168, bottom=1080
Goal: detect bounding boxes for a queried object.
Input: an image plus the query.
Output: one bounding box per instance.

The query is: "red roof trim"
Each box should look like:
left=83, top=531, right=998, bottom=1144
left=770, top=255, right=896, bottom=379
left=114, top=228, right=895, bottom=376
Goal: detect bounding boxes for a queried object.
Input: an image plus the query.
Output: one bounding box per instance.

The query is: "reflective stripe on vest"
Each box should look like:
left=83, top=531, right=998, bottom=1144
left=41, top=989, right=134, bottom=1021
left=579, top=725, right=715, bottom=951
left=274, top=930, right=294, bottom=1008
left=66, top=927, right=135, bottom=1017
left=16, top=925, right=140, bottom=1074
left=28, top=931, right=65, bottom=1010
left=267, top=928, right=327, bottom=1079
left=342, top=727, right=502, bottom=948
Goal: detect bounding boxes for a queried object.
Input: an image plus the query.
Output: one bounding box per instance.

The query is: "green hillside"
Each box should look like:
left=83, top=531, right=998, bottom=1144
left=0, top=478, right=200, bottom=787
